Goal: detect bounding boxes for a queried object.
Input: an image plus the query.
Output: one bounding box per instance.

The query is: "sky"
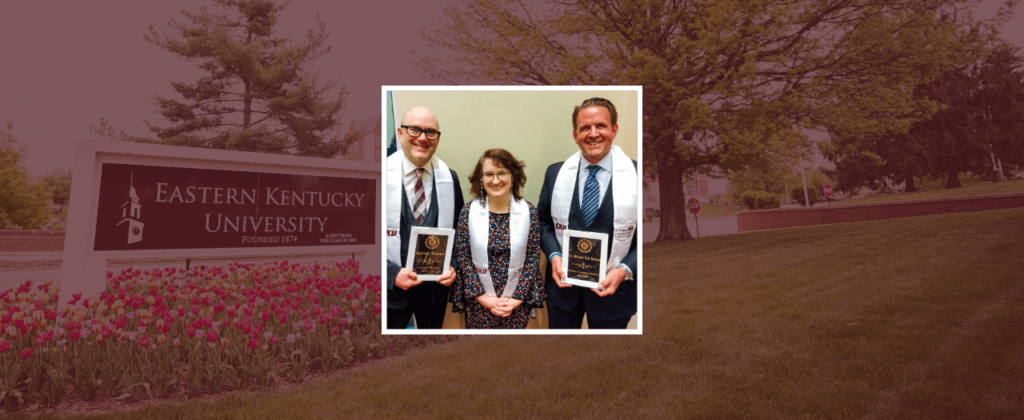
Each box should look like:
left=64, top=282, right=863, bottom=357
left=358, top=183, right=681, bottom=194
left=1, top=0, right=1022, bottom=177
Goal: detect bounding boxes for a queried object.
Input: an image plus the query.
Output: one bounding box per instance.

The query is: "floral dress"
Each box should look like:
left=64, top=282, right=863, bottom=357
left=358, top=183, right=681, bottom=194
left=450, top=201, right=544, bottom=329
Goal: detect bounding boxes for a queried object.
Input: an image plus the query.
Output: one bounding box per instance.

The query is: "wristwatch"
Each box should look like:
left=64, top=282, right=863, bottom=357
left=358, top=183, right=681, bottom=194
left=619, top=264, right=634, bottom=281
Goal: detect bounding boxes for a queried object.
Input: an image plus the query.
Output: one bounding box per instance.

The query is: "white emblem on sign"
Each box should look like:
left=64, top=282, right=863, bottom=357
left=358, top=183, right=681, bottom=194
left=115, top=172, right=145, bottom=244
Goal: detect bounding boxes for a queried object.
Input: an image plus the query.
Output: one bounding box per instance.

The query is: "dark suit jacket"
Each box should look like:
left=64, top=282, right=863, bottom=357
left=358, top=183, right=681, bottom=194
left=537, top=159, right=638, bottom=322
left=386, top=168, right=464, bottom=310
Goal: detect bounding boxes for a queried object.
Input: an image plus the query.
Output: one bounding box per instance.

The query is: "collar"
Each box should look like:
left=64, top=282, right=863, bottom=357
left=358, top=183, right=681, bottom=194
left=580, top=151, right=613, bottom=174
left=402, top=156, right=434, bottom=177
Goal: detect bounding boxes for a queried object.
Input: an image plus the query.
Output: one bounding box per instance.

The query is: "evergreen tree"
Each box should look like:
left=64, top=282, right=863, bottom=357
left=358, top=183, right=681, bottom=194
left=94, top=0, right=356, bottom=157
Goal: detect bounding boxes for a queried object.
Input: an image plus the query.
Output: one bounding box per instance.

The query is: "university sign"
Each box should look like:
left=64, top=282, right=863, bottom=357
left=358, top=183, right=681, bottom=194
left=58, top=140, right=380, bottom=307
left=94, top=164, right=374, bottom=250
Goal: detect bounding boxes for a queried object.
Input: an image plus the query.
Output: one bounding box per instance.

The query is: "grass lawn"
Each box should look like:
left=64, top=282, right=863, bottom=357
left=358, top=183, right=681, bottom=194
left=685, top=203, right=741, bottom=219
left=16, top=208, right=1024, bottom=419
left=648, top=203, right=742, bottom=223
left=836, top=179, right=1024, bottom=206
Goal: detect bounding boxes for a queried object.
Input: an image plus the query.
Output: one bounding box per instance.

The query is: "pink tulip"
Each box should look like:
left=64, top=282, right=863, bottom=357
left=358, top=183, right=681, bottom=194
left=270, top=335, right=278, bottom=345
left=0, top=340, right=10, bottom=352
left=138, top=334, right=150, bottom=347
left=20, top=348, right=32, bottom=359
left=206, top=329, right=218, bottom=343
left=186, top=326, right=196, bottom=338
left=373, top=303, right=381, bottom=314
left=69, top=329, right=81, bottom=341
left=248, top=339, right=258, bottom=350
left=330, top=327, right=338, bottom=335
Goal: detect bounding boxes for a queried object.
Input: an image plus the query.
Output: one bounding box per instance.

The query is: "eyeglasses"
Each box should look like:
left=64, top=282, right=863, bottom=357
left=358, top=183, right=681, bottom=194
left=401, top=125, right=441, bottom=140
left=483, top=171, right=511, bottom=181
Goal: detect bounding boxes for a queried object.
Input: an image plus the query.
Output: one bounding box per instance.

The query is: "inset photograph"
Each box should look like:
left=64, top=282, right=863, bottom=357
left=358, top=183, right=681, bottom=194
left=381, top=87, right=641, bottom=333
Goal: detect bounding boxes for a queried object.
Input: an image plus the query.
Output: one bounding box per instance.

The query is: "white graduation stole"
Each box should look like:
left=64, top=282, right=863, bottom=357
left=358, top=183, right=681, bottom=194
left=550, top=145, right=638, bottom=272
left=386, top=152, right=455, bottom=266
left=468, top=196, right=530, bottom=298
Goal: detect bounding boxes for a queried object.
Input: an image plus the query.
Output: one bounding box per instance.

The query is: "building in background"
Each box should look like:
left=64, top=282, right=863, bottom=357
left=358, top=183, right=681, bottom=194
left=644, top=173, right=729, bottom=218
left=338, top=115, right=381, bottom=163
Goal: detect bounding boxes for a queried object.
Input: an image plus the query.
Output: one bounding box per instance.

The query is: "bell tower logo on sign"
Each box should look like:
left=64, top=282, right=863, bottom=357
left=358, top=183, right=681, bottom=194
left=116, top=172, right=145, bottom=244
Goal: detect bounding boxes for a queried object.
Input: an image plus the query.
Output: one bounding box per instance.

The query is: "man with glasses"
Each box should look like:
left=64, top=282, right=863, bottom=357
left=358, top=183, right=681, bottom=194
left=385, top=106, right=465, bottom=329
left=537, top=98, right=638, bottom=329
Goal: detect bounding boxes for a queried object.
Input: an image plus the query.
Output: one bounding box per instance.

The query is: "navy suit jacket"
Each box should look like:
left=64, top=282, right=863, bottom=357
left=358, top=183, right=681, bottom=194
left=537, top=159, right=638, bottom=322
left=386, top=168, right=464, bottom=310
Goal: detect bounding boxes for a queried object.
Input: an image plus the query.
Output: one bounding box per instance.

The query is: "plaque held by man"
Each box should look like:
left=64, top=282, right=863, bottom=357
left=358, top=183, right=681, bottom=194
left=560, top=229, right=608, bottom=289
left=405, top=227, right=455, bottom=281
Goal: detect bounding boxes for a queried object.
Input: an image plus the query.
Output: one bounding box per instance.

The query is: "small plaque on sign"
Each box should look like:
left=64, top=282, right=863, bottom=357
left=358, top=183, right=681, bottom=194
left=561, top=229, right=608, bottom=289
left=405, top=227, right=455, bottom=281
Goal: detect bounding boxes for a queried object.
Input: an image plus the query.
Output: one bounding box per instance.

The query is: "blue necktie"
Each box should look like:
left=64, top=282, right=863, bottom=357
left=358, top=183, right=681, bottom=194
left=581, top=165, right=600, bottom=228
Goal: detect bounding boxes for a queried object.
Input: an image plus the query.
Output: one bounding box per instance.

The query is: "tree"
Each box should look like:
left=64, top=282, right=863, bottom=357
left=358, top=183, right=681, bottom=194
left=825, top=44, right=1024, bottom=190
left=418, top=0, right=1012, bottom=241
left=787, top=169, right=832, bottom=206
left=725, top=152, right=799, bottom=204
left=38, top=168, right=72, bottom=212
left=93, top=0, right=357, bottom=157
left=0, top=122, right=54, bottom=229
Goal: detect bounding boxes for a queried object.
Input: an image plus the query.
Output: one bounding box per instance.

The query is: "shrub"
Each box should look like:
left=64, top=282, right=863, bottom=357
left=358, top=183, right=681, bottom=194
left=754, top=192, right=781, bottom=209
left=791, top=186, right=821, bottom=206
left=741, top=190, right=781, bottom=210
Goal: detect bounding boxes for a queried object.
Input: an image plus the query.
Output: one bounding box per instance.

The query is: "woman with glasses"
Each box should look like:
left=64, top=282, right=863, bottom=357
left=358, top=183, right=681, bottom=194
left=450, top=149, right=544, bottom=328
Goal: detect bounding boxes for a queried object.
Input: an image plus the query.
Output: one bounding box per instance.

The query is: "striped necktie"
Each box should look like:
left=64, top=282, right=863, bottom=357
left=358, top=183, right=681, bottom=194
left=581, top=165, right=600, bottom=228
left=412, top=168, right=426, bottom=224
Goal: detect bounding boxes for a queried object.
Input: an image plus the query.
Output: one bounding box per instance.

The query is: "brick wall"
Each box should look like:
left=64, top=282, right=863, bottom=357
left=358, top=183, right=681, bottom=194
left=737, top=192, right=1024, bottom=232
left=0, top=230, right=66, bottom=252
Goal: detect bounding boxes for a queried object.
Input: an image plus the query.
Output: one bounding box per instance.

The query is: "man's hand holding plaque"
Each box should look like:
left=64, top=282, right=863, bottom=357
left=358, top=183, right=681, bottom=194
left=405, top=227, right=456, bottom=282
left=560, top=229, right=608, bottom=289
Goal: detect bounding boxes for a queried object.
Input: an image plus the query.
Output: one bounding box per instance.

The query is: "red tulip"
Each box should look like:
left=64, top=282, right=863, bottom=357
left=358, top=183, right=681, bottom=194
left=206, top=329, right=218, bottom=343
left=0, top=340, right=10, bottom=352
left=20, top=347, right=32, bottom=359
left=330, top=327, right=338, bottom=335
left=248, top=339, right=258, bottom=350
left=270, top=335, right=278, bottom=345
left=138, top=334, right=150, bottom=347
left=186, top=326, right=196, bottom=338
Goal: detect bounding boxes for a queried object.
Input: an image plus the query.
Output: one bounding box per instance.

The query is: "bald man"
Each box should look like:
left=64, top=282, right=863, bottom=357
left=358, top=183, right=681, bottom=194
left=385, top=106, right=465, bottom=329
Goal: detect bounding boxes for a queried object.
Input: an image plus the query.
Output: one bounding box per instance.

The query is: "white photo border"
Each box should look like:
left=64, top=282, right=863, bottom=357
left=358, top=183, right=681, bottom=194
left=381, top=85, right=643, bottom=336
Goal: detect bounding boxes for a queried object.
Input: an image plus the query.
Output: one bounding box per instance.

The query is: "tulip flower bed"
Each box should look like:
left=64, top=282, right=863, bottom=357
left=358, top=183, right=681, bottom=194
left=0, top=259, right=402, bottom=412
